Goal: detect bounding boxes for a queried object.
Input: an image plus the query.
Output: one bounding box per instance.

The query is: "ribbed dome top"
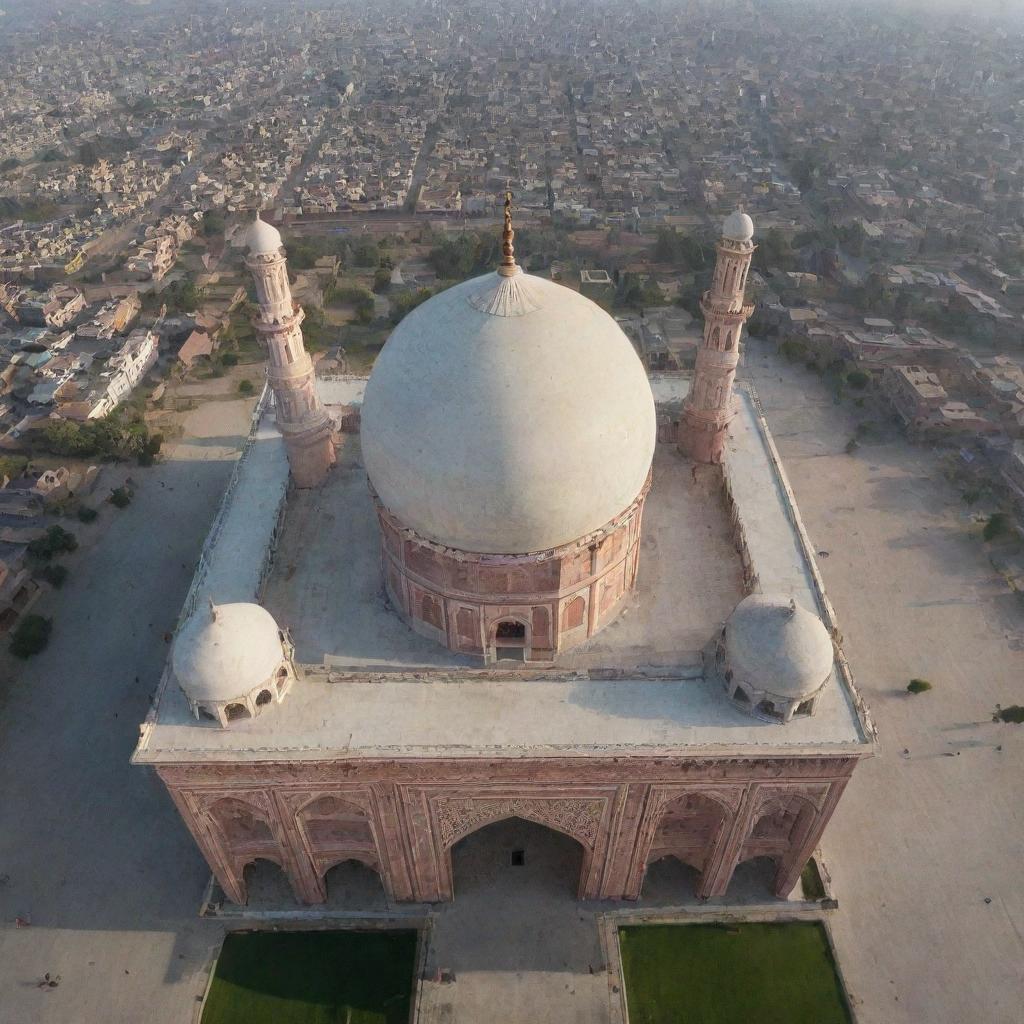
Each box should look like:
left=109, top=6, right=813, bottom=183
left=360, top=269, right=656, bottom=554
left=246, top=215, right=282, bottom=254
left=725, top=594, right=834, bottom=699
left=172, top=602, right=284, bottom=703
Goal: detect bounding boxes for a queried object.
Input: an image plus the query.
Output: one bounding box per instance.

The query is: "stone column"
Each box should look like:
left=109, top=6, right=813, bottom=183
left=772, top=779, right=849, bottom=897
left=245, top=235, right=335, bottom=488
left=679, top=213, right=756, bottom=464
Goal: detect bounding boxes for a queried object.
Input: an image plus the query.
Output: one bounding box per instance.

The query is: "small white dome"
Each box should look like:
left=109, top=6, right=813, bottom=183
left=725, top=594, right=833, bottom=699
left=723, top=210, right=755, bottom=242
left=361, top=270, right=656, bottom=554
left=172, top=601, right=284, bottom=703
left=246, top=215, right=282, bottom=255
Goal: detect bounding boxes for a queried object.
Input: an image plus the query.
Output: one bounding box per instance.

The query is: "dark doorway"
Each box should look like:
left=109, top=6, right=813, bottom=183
left=493, top=619, right=528, bottom=661
left=449, top=817, right=584, bottom=899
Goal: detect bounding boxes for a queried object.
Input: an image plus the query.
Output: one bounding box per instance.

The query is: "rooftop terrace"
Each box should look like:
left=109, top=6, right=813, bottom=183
left=133, top=376, right=873, bottom=765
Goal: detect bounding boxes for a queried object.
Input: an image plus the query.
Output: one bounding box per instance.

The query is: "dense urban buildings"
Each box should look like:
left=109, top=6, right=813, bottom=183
left=2, top=2, right=1024, bottom=1022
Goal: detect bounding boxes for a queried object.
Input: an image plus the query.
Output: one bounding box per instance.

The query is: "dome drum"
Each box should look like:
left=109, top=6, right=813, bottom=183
left=375, top=476, right=650, bottom=661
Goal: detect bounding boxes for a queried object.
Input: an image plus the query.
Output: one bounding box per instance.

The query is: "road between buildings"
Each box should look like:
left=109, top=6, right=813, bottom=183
left=0, top=395, right=257, bottom=1024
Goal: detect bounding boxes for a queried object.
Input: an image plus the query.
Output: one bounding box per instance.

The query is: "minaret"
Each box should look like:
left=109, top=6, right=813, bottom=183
left=678, top=210, right=756, bottom=464
left=244, top=214, right=335, bottom=488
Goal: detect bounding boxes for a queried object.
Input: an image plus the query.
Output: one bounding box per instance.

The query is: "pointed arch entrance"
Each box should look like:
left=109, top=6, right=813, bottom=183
left=434, top=795, right=605, bottom=900
left=449, top=816, right=587, bottom=900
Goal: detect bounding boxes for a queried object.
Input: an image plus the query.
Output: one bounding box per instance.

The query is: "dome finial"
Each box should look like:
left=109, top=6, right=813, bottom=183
left=499, top=188, right=518, bottom=277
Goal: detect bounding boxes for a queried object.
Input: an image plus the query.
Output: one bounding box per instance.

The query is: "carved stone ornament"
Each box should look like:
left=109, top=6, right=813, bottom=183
left=434, top=796, right=605, bottom=849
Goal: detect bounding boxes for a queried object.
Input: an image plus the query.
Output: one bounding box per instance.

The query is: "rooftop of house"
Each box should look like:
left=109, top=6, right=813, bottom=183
left=133, top=376, right=873, bottom=766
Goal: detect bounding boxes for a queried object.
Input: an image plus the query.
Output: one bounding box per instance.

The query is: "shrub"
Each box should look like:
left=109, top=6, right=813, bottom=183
left=10, top=614, right=52, bottom=658
left=983, top=512, right=1010, bottom=542
left=907, top=678, right=933, bottom=694
left=221, top=351, right=239, bottom=367
left=77, top=505, right=98, bottom=523
left=110, top=486, right=133, bottom=508
left=845, top=438, right=859, bottom=454
left=238, top=379, right=254, bottom=395
left=27, top=525, right=78, bottom=561
left=41, top=563, right=69, bottom=588
left=0, top=455, right=29, bottom=481
left=846, top=370, right=870, bottom=389
left=994, top=705, right=1024, bottom=724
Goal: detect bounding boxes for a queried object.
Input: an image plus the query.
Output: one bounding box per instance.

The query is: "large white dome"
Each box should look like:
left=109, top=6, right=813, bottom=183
left=361, top=269, right=657, bottom=554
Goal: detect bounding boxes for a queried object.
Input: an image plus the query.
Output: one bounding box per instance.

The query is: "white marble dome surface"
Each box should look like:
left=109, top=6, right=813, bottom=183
left=360, top=269, right=657, bottom=554
left=246, top=215, right=282, bottom=254
left=722, top=210, right=755, bottom=242
left=725, top=593, right=834, bottom=699
left=172, top=602, right=284, bottom=703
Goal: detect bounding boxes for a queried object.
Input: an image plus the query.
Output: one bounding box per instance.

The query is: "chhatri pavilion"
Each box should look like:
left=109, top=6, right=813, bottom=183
left=133, top=202, right=874, bottom=906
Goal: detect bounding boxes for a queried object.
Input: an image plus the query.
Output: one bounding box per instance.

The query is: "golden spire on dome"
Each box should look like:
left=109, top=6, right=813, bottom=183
left=498, top=189, right=518, bottom=277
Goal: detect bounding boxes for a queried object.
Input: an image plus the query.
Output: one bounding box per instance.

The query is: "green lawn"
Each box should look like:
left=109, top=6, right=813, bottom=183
left=619, top=922, right=851, bottom=1024
left=201, top=929, right=418, bottom=1024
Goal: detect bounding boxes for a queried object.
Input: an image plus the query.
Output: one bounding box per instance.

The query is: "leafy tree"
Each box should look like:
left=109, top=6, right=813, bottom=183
left=0, top=455, right=28, bottom=482
left=238, top=379, right=254, bottom=395
left=907, top=678, right=933, bottom=694
left=10, top=615, right=52, bottom=659
left=428, top=234, right=488, bottom=280
left=41, top=564, right=69, bottom=588
left=983, top=512, right=1010, bottom=542
left=202, top=209, right=225, bottom=237
left=391, top=288, right=436, bottom=325
left=28, top=525, right=78, bottom=561
left=109, top=487, right=133, bottom=508
left=353, top=240, right=380, bottom=268
left=651, top=227, right=710, bottom=271
left=373, top=268, right=392, bottom=293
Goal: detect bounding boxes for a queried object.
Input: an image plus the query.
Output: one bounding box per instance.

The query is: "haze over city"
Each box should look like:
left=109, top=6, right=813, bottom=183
left=1, top=2, right=1023, bottom=1023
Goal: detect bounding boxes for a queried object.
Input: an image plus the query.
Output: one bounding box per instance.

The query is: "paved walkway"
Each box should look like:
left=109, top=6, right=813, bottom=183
left=0, top=396, right=256, bottom=1023
left=745, top=341, right=1024, bottom=1024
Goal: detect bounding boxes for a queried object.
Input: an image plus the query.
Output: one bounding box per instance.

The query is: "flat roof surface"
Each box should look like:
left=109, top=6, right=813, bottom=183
left=134, top=376, right=871, bottom=764
left=262, top=439, right=742, bottom=671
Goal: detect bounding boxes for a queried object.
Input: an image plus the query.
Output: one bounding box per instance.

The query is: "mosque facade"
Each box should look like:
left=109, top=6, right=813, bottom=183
left=134, top=202, right=874, bottom=908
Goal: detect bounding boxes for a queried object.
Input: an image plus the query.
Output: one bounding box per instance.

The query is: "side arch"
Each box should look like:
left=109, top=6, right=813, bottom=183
left=643, top=791, right=733, bottom=898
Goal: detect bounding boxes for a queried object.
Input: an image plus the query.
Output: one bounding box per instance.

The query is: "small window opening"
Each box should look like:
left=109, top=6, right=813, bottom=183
left=510, top=850, right=526, bottom=867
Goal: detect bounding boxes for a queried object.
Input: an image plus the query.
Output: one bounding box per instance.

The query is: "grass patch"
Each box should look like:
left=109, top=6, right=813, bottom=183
left=201, top=929, right=418, bottom=1024
left=619, top=922, right=851, bottom=1024
left=801, top=858, right=826, bottom=900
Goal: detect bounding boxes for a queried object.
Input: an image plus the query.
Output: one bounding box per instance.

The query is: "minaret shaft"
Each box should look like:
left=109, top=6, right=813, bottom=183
left=678, top=224, right=756, bottom=464
left=245, top=240, right=335, bottom=488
